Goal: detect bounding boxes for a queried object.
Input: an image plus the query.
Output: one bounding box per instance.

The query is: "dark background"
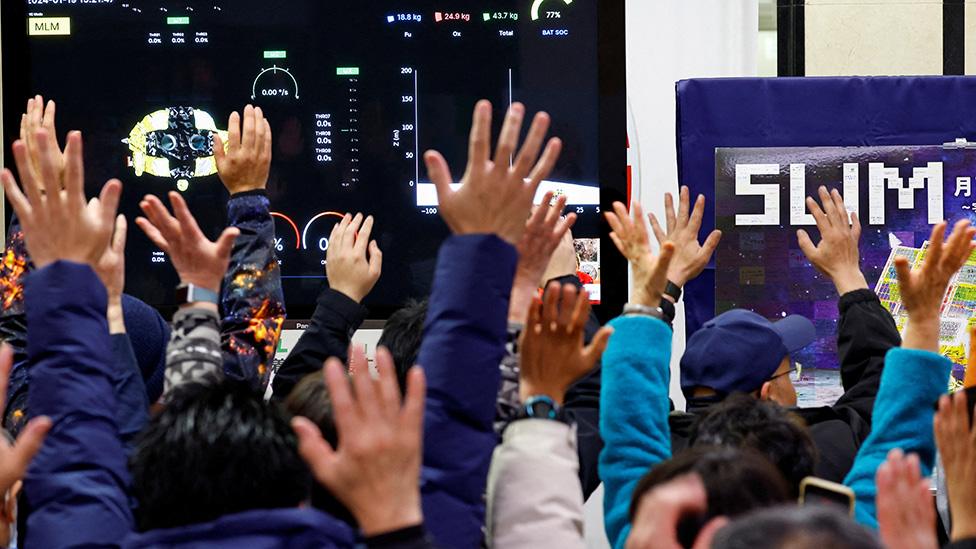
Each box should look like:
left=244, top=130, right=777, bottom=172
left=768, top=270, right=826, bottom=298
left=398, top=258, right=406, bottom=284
left=4, top=0, right=627, bottom=319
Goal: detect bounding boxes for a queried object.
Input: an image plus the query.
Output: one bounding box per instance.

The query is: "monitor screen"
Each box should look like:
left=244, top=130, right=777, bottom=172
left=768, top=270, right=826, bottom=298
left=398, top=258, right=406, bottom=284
left=3, top=0, right=626, bottom=319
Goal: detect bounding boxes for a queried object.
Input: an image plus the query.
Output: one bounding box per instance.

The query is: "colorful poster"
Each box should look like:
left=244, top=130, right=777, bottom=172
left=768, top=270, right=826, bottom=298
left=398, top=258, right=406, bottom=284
left=715, top=145, right=976, bottom=386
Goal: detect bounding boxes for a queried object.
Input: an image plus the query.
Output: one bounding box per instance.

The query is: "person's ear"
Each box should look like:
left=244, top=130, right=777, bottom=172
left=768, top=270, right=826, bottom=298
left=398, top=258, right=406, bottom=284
left=759, top=382, right=772, bottom=401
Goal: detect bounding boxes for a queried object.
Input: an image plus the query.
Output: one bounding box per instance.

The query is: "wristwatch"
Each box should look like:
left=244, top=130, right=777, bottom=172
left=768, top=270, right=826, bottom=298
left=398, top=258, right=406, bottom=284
left=520, top=395, right=564, bottom=421
left=175, top=283, right=220, bottom=305
left=622, top=303, right=665, bottom=320
left=664, top=281, right=683, bottom=302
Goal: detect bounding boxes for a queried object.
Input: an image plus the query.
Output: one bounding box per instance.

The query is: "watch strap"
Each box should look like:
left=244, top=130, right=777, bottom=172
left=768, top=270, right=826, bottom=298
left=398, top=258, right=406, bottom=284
left=176, top=284, right=220, bottom=305
left=623, top=303, right=665, bottom=320
left=664, top=281, right=683, bottom=302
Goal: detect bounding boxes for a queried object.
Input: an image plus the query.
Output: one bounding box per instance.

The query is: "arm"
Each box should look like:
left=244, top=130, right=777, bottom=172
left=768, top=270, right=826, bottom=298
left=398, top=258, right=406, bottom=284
left=24, top=262, right=134, bottom=546
left=842, top=347, right=950, bottom=527
left=830, top=289, right=901, bottom=430
left=600, top=315, right=674, bottom=549
left=487, top=420, right=585, bottom=549
left=601, top=201, right=677, bottom=549
left=3, top=120, right=132, bottom=547
left=163, top=307, right=223, bottom=399
left=214, top=105, right=284, bottom=389
left=220, top=190, right=285, bottom=388
left=843, top=220, right=975, bottom=528
left=96, top=215, right=150, bottom=452
left=488, top=281, right=608, bottom=547
left=271, top=212, right=380, bottom=400
left=418, top=100, right=562, bottom=548
left=418, top=235, right=515, bottom=548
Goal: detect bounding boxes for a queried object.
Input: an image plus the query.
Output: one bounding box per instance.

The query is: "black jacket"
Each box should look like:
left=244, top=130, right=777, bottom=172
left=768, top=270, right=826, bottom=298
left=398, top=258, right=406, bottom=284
left=270, top=288, right=367, bottom=400
left=668, top=289, right=900, bottom=482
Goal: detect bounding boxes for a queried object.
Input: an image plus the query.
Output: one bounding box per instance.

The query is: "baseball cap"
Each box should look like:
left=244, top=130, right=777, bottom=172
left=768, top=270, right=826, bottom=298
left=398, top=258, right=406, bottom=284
left=680, top=309, right=815, bottom=398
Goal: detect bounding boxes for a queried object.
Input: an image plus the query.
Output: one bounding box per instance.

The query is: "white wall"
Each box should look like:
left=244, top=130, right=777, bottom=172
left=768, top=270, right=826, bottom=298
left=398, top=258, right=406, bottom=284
left=627, top=0, right=757, bottom=412
left=584, top=3, right=758, bottom=548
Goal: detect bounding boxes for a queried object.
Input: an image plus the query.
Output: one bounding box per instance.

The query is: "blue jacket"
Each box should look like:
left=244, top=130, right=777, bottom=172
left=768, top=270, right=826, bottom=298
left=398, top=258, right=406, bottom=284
left=599, top=315, right=674, bottom=549
left=22, top=261, right=360, bottom=548
left=843, top=347, right=951, bottom=528
left=418, top=234, right=516, bottom=549
left=23, top=261, right=135, bottom=547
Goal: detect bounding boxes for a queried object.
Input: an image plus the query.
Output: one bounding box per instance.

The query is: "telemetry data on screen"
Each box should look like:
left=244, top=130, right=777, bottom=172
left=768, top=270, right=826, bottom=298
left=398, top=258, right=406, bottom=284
left=21, top=0, right=603, bottom=314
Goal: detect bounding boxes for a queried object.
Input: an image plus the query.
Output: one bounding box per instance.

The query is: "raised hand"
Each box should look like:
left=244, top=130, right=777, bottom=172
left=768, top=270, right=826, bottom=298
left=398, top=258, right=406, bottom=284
left=94, top=215, right=128, bottom=302
left=605, top=201, right=675, bottom=307
left=20, top=95, right=63, bottom=184
left=292, top=346, right=426, bottom=536
left=326, top=213, right=382, bottom=303
left=2, top=130, right=121, bottom=269
left=895, top=221, right=976, bottom=352
left=519, top=282, right=613, bottom=404
left=424, top=101, right=562, bottom=245
left=875, top=449, right=938, bottom=549
left=648, top=186, right=722, bottom=289
left=135, top=192, right=239, bottom=293
left=934, top=390, right=976, bottom=542
left=0, top=344, right=51, bottom=494
left=625, top=474, right=728, bottom=549
left=509, top=192, right=577, bottom=323
left=796, top=187, right=868, bottom=295
left=214, top=104, right=272, bottom=195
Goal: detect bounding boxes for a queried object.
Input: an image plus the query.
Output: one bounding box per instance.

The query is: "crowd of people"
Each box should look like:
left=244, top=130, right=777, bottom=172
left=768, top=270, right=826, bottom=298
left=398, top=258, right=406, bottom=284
left=0, top=94, right=972, bottom=548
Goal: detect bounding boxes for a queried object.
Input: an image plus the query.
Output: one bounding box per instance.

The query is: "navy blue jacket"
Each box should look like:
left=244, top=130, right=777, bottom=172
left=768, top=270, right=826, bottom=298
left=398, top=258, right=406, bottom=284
left=21, top=262, right=363, bottom=548
left=418, top=235, right=516, bottom=548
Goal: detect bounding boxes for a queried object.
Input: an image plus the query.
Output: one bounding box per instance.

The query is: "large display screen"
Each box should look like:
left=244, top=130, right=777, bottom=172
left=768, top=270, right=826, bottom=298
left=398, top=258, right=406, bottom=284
left=2, top=0, right=626, bottom=318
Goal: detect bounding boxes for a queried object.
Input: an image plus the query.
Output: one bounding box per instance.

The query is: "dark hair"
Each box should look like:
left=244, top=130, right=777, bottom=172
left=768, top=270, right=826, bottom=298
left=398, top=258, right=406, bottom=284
left=130, top=380, right=311, bottom=531
left=283, top=372, right=357, bottom=527
left=378, top=299, right=428, bottom=393
left=630, top=446, right=790, bottom=546
left=689, top=393, right=817, bottom=497
left=711, top=505, right=882, bottom=549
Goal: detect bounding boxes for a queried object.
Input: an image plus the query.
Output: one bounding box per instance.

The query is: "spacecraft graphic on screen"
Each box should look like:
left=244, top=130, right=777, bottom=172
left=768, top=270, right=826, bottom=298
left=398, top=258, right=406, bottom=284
left=122, top=106, right=228, bottom=191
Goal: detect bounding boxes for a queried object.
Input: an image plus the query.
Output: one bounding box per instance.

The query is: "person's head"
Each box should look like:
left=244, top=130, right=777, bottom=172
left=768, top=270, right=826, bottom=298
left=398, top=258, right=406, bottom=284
left=130, top=380, right=310, bottom=532
left=689, top=394, right=817, bottom=496
left=711, top=505, right=881, bottom=549
left=630, top=446, right=791, bottom=546
left=378, top=299, right=428, bottom=393
left=283, top=372, right=357, bottom=527
left=680, top=310, right=815, bottom=407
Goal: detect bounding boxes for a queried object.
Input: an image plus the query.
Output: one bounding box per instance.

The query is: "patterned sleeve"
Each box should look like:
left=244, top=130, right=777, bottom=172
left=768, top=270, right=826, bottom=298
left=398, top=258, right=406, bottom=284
left=0, top=216, right=33, bottom=435
left=220, top=190, right=286, bottom=389
left=164, top=308, right=224, bottom=399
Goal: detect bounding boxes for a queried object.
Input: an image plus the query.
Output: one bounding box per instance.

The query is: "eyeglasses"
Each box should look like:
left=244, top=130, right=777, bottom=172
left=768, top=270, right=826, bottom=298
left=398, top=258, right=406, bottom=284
left=769, top=361, right=803, bottom=383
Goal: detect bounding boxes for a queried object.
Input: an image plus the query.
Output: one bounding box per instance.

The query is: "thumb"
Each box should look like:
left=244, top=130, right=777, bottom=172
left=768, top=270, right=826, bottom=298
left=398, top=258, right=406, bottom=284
left=213, top=134, right=226, bottom=170
left=893, top=256, right=913, bottom=289
left=796, top=229, right=816, bottom=259
left=692, top=516, right=729, bottom=549
left=9, top=416, right=52, bottom=478
left=582, top=327, right=614, bottom=370
left=292, top=416, right=337, bottom=485
left=424, top=151, right=454, bottom=201
left=367, top=241, right=383, bottom=279
left=215, top=227, right=240, bottom=261
left=113, top=215, right=128, bottom=253
left=701, top=229, right=722, bottom=257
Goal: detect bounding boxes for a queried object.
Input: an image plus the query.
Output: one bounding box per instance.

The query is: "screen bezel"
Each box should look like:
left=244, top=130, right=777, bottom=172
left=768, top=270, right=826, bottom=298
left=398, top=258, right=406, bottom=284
left=1, top=1, right=627, bottom=322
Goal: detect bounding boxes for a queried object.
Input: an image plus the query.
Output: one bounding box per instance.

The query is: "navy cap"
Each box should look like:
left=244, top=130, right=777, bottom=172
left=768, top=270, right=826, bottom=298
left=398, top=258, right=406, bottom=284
left=680, top=309, right=815, bottom=397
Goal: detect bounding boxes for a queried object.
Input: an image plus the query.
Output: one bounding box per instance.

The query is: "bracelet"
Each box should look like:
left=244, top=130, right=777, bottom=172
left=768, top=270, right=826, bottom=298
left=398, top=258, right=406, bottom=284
left=664, top=281, right=683, bottom=302
left=623, top=303, right=665, bottom=320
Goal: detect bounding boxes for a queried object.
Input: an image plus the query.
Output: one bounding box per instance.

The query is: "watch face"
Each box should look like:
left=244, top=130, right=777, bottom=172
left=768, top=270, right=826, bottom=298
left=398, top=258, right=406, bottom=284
left=529, top=401, right=557, bottom=420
